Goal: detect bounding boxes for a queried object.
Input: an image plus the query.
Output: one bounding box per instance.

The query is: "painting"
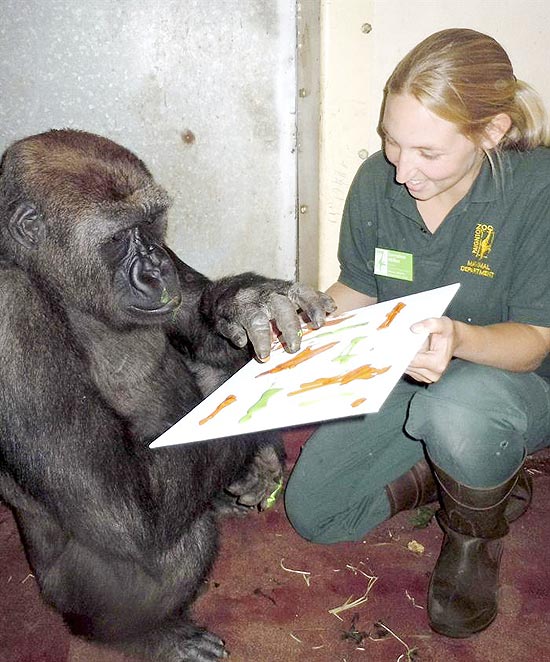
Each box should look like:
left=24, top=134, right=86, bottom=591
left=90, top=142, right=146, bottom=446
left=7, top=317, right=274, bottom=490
left=150, top=283, right=460, bottom=447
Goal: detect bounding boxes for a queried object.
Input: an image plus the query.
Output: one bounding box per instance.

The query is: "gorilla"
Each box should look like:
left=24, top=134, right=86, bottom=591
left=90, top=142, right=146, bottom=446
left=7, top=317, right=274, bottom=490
left=0, top=129, right=333, bottom=661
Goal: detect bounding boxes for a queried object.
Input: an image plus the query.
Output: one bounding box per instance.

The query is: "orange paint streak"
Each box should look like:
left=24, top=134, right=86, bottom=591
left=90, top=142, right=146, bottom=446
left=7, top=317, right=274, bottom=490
left=288, top=363, right=390, bottom=395
left=300, top=314, right=356, bottom=339
left=323, top=314, right=355, bottom=326
left=272, top=315, right=356, bottom=349
left=257, top=342, right=338, bottom=377
left=377, top=302, right=406, bottom=329
left=199, top=395, right=237, bottom=425
left=351, top=398, right=366, bottom=407
left=340, top=364, right=390, bottom=384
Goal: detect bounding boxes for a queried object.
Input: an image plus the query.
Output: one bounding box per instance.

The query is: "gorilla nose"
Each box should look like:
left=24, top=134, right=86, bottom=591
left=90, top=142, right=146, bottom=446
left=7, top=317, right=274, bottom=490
left=138, top=244, right=155, bottom=256
left=141, top=257, right=161, bottom=278
left=130, top=257, right=163, bottom=296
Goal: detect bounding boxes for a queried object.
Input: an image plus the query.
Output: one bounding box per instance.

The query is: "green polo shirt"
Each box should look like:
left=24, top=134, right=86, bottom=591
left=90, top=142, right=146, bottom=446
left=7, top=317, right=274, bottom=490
left=338, top=147, right=550, bottom=377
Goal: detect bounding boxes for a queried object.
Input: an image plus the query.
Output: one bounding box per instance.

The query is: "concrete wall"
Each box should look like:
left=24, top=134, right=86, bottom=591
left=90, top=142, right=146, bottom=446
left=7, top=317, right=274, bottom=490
left=3, top=1, right=549, bottom=290
left=0, top=0, right=298, bottom=280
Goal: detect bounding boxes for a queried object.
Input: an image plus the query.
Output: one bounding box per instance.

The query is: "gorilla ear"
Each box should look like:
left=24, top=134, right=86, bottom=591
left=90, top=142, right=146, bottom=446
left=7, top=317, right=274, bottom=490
left=8, top=203, right=46, bottom=250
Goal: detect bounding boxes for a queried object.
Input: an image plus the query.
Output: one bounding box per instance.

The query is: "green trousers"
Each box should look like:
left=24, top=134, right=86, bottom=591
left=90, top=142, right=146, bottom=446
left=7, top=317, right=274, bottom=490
left=285, top=359, right=550, bottom=544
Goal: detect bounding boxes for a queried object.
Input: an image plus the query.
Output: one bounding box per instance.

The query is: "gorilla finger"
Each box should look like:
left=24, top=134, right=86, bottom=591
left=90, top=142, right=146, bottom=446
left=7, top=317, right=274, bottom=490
left=212, top=492, right=252, bottom=516
left=216, top=319, right=248, bottom=348
left=267, top=293, right=303, bottom=353
left=243, top=310, right=273, bottom=361
left=237, top=489, right=265, bottom=506
left=226, top=473, right=260, bottom=496
left=288, top=283, right=336, bottom=328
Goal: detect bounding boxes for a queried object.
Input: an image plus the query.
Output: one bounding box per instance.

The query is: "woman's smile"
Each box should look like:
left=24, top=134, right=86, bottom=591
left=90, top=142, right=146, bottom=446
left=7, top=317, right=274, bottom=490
left=381, top=93, right=484, bottom=209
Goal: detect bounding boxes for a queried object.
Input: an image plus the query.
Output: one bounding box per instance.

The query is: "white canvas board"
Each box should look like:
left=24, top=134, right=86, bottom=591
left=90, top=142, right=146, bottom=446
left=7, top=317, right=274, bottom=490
left=150, top=283, right=459, bottom=448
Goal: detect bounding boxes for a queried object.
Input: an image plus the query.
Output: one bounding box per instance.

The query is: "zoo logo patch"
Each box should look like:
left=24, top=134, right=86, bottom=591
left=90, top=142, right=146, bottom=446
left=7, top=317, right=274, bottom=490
left=459, top=223, right=496, bottom=279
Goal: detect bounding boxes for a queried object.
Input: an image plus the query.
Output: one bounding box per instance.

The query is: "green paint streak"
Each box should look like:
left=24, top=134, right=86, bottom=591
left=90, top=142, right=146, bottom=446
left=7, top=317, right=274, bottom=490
left=314, top=321, right=369, bottom=339
left=264, top=478, right=284, bottom=509
left=240, top=387, right=283, bottom=423
left=332, top=336, right=368, bottom=364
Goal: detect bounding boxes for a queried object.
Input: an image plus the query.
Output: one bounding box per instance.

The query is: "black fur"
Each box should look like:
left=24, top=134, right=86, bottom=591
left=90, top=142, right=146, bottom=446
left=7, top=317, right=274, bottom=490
left=0, top=129, right=322, bottom=661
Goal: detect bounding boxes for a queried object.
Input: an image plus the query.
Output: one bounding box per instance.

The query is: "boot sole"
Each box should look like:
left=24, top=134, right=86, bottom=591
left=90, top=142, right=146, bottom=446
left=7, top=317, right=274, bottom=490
left=429, top=609, right=497, bottom=639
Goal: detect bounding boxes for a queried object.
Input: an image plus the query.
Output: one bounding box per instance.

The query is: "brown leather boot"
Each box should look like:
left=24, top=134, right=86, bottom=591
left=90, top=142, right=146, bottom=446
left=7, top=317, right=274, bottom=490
left=427, top=462, right=525, bottom=638
left=385, top=459, right=532, bottom=521
left=385, top=459, right=437, bottom=517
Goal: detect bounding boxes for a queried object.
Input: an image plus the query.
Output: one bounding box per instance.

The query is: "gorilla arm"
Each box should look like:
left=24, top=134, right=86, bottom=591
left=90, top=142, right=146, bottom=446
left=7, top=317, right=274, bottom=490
left=165, top=247, right=335, bottom=366
left=163, top=251, right=335, bottom=511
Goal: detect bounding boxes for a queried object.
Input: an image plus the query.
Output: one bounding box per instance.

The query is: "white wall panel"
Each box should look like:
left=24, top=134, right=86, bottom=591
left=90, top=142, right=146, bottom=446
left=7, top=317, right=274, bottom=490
left=317, top=0, right=550, bottom=289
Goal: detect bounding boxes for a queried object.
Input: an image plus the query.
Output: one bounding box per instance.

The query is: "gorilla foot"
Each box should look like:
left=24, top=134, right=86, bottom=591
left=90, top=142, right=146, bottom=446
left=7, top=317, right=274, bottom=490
left=123, top=624, right=229, bottom=662
left=173, top=629, right=228, bottom=662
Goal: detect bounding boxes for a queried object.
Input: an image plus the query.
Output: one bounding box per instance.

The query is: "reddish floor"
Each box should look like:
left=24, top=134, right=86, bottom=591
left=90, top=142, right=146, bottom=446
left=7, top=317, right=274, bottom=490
left=1, top=430, right=549, bottom=662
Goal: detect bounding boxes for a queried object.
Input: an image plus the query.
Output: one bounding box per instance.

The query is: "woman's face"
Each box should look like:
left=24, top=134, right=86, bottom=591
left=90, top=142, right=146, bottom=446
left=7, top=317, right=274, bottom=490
left=381, top=93, right=483, bottom=206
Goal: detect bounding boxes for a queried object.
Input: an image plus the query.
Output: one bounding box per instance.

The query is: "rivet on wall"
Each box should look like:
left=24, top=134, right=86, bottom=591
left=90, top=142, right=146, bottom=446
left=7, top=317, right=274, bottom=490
left=361, top=23, right=372, bottom=34
left=180, top=130, right=196, bottom=145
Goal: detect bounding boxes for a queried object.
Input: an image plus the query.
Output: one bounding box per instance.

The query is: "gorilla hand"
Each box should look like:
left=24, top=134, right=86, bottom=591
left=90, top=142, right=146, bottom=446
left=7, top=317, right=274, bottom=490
left=206, top=276, right=336, bottom=360
left=225, top=445, right=284, bottom=511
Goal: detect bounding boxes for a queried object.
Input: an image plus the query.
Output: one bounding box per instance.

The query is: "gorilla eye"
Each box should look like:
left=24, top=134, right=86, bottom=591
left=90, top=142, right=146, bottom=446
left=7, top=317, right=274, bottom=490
left=111, top=230, right=127, bottom=243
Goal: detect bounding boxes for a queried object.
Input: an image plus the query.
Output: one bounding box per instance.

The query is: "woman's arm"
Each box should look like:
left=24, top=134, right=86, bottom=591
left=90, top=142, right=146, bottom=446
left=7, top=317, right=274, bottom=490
left=407, top=317, right=550, bottom=383
left=326, top=281, right=378, bottom=314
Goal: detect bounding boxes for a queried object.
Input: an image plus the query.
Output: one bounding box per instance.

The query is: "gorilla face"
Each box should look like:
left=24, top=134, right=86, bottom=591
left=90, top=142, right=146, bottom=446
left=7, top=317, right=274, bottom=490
left=4, top=130, right=183, bottom=325
left=106, top=220, right=182, bottom=320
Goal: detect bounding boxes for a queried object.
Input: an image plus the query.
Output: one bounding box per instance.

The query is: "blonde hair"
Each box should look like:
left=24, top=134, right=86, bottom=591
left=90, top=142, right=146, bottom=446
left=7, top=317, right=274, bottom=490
left=385, top=28, right=550, bottom=150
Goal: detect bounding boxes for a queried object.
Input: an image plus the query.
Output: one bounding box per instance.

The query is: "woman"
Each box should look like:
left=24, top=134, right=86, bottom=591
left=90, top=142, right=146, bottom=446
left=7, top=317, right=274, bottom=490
left=285, top=28, right=550, bottom=638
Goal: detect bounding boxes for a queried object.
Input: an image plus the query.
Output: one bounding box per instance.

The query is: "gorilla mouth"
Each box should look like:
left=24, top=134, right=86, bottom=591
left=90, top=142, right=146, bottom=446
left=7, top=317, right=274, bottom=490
left=129, top=293, right=182, bottom=317
left=126, top=257, right=182, bottom=318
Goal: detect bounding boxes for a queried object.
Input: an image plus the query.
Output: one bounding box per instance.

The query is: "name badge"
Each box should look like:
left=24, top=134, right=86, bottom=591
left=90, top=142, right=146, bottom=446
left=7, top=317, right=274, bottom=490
left=374, top=247, right=413, bottom=281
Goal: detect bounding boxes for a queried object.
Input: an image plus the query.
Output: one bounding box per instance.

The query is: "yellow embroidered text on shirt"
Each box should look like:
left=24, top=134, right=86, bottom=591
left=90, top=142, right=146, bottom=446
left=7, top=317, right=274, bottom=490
left=459, top=224, right=496, bottom=278
left=460, top=260, right=495, bottom=278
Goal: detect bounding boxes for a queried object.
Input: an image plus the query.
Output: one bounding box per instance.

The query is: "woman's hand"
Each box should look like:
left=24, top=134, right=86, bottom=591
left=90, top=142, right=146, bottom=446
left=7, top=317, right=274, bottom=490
left=405, top=316, right=457, bottom=383
left=405, top=317, right=550, bottom=382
